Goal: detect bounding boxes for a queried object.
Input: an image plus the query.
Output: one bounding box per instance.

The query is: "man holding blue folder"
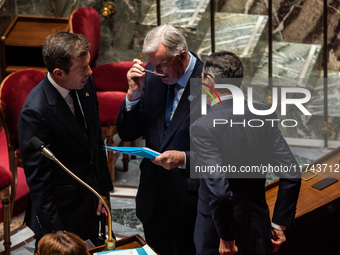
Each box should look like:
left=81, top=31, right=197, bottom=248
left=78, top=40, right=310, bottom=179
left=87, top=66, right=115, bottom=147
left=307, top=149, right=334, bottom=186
left=116, top=25, right=203, bottom=255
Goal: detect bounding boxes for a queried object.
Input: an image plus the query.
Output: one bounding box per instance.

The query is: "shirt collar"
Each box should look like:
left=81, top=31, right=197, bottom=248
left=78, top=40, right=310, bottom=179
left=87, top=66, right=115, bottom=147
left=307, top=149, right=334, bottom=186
left=176, top=51, right=196, bottom=88
left=47, top=72, right=70, bottom=99
left=210, top=94, right=233, bottom=107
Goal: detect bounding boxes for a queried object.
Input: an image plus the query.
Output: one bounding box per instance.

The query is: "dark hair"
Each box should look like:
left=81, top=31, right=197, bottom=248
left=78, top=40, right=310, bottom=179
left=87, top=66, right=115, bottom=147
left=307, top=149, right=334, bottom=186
left=203, top=51, right=244, bottom=88
left=37, top=231, right=89, bottom=255
left=42, top=32, right=90, bottom=74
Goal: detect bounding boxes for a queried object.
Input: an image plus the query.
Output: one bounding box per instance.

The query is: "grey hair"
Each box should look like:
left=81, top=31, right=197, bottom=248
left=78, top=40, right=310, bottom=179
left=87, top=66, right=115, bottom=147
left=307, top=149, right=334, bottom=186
left=142, top=25, right=188, bottom=57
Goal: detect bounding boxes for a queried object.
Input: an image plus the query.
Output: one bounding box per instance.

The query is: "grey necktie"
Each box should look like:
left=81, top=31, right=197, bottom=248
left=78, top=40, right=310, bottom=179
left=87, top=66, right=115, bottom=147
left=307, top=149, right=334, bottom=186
left=70, top=90, right=86, bottom=131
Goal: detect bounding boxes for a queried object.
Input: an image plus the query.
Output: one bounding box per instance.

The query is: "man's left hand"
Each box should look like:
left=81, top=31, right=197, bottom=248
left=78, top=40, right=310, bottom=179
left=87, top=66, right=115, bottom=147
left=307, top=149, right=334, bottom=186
left=152, top=150, right=185, bottom=170
left=96, top=192, right=111, bottom=216
left=271, top=228, right=286, bottom=252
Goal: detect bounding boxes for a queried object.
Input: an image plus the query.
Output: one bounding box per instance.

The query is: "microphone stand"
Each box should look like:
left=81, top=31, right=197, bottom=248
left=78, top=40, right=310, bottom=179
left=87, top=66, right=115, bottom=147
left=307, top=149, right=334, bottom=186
left=30, top=137, right=116, bottom=251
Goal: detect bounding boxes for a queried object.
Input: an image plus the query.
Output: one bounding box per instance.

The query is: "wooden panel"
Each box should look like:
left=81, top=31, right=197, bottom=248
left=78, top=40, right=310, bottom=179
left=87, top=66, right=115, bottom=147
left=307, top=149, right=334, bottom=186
left=266, top=146, right=340, bottom=218
left=2, top=15, right=69, bottom=47
left=266, top=147, right=340, bottom=254
left=1, top=15, right=69, bottom=75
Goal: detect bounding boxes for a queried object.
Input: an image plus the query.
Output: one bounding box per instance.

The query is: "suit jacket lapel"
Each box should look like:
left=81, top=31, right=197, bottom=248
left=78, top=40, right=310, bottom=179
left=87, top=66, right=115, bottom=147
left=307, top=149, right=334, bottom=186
left=160, top=83, right=190, bottom=150
left=159, top=54, right=203, bottom=151
left=145, top=77, right=168, bottom=150
left=42, top=79, right=90, bottom=151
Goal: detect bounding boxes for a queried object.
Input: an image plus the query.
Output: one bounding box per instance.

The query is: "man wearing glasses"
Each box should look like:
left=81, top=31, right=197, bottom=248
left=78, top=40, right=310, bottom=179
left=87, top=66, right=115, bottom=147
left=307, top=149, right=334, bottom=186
left=117, top=25, right=203, bottom=255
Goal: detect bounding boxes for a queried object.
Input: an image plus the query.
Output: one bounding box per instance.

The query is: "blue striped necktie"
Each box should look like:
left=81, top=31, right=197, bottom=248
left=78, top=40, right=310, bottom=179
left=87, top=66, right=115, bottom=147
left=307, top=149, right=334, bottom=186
left=165, top=84, right=175, bottom=128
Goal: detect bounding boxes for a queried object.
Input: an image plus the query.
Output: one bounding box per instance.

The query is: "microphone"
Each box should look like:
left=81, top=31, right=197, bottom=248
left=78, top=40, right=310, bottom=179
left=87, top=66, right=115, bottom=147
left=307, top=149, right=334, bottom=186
left=30, top=137, right=56, bottom=160
left=29, top=137, right=116, bottom=251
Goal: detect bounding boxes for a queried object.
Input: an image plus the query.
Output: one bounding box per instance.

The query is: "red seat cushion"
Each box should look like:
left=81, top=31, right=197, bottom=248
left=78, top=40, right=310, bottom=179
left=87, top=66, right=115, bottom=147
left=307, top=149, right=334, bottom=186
left=0, top=165, right=11, bottom=190
left=97, top=91, right=126, bottom=126
left=0, top=167, right=29, bottom=223
left=0, top=129, right=29, bottom=223
left=92, top=61, right=146, bottom=92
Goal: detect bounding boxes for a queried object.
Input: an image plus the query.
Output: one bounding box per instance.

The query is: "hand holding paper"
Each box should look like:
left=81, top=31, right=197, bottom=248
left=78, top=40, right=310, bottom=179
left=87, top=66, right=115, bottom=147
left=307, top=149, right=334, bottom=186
left=105, top=147, right=185, bottom=170
left=152, top=150, right=185, bottom=170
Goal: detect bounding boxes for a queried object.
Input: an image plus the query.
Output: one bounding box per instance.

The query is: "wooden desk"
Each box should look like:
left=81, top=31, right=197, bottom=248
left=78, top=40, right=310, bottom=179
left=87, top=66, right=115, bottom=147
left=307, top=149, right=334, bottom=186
left=88, top=235, right=147, bottom=254
left=1, top=15, right=69, bottom=75
left=266, top=146, right=340, bottom=218
left=266, top=146, right=340, bottom=254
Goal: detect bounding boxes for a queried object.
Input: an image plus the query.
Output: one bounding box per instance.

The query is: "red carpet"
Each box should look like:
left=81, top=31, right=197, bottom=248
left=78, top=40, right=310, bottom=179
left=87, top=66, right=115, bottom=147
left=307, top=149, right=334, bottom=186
left=0, top=127, right=29, bottom=223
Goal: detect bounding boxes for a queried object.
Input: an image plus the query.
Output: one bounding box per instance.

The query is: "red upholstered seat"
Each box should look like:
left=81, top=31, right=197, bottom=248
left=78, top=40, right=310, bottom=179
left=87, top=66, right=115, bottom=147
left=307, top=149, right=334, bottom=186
left=92, top=61, right=136, bottom=92
left=0, top=164, right=11, bottom=255
left=0, top=127, right=29, bottom=222
left=0, top=68, right=43, bottom=254
left=0, top=165, right=11, bottom=190
left=0, top=167, right=28, bottom=224
left=0, top=68, right=44, bottom=210
left=69, top=7, right=100, bottom=66
left=97, top=91, right=126, bottom=126
left=92, top=61, right=146, bottom=127
left=1, top=69, right=45, bottom=148
left=69, top=7, right=145, bottom=181
left=0, top=137, right=29, bottom=255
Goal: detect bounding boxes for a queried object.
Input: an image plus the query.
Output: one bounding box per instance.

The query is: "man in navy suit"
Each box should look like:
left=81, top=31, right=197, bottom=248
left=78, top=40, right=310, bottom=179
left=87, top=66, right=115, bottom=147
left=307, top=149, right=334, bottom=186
left=116, top=25, right=203, bottom=255
left=190, top=51, right=301, bottom=255
left=18, top=32, right=113, bottom=249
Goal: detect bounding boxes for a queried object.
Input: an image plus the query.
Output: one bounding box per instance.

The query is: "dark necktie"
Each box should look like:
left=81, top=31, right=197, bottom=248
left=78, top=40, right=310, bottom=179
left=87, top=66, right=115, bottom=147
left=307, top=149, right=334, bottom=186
left=70, top=90, right=86, bottom=131
left=165, top=84, right=175, bottom=128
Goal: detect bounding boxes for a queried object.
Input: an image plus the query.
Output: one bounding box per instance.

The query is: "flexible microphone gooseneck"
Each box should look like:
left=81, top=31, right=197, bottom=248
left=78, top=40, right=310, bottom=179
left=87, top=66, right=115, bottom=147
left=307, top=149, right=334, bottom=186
left=29, top=136, right=116, bottom=251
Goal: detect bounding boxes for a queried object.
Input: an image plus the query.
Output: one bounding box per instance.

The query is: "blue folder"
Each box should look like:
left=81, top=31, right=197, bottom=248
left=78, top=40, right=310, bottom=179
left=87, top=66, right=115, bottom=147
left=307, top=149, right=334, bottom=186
left=104, top=146, right=160, bottom=159
left=94, top=244, right=156, bottom=255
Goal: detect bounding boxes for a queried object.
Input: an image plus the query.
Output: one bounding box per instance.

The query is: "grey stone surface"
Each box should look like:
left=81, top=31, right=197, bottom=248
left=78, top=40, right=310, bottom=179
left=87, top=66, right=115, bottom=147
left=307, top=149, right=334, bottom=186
left=254, top=42, right=322, bottom=79
left=198, top=13, right=268, bottom=77
left=142, top=0, right=211, bottom=51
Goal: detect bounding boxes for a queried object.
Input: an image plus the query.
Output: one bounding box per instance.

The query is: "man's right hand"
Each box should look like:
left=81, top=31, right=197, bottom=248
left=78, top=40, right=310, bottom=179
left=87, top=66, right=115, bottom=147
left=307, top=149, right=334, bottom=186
left=126, top=58, right=146, bottom=101
left=219, top=239, right=238, bottom=255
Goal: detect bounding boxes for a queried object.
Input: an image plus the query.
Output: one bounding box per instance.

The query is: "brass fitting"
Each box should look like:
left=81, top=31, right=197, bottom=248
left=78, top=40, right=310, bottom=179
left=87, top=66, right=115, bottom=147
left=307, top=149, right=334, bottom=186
left=102, top=1, right=115, bottom=18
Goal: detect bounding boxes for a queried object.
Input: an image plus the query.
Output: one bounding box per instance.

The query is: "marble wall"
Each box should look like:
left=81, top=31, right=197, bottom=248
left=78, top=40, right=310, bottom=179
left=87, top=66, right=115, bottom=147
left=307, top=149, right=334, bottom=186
left=1, top=0, right=339, bottom=77
left=219, top=0, right=340, bottom=71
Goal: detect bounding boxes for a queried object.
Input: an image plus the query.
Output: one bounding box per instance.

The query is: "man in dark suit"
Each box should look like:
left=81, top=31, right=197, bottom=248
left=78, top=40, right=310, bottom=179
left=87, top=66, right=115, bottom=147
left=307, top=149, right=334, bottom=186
left=190, top=51, right=301, bottom=255
left=116, top=25, right=203, bottom=254
left=18, top=32, right=113, bottom=249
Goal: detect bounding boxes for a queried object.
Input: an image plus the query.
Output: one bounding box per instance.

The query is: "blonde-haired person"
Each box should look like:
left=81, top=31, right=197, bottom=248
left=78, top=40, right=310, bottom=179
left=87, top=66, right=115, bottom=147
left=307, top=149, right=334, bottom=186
left=37, top=231, right=89, bottom=255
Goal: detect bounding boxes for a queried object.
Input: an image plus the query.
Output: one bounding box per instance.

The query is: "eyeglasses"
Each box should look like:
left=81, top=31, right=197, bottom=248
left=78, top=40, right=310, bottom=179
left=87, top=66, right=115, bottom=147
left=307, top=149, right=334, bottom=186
left=141, top=53, right=177, bottom=77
